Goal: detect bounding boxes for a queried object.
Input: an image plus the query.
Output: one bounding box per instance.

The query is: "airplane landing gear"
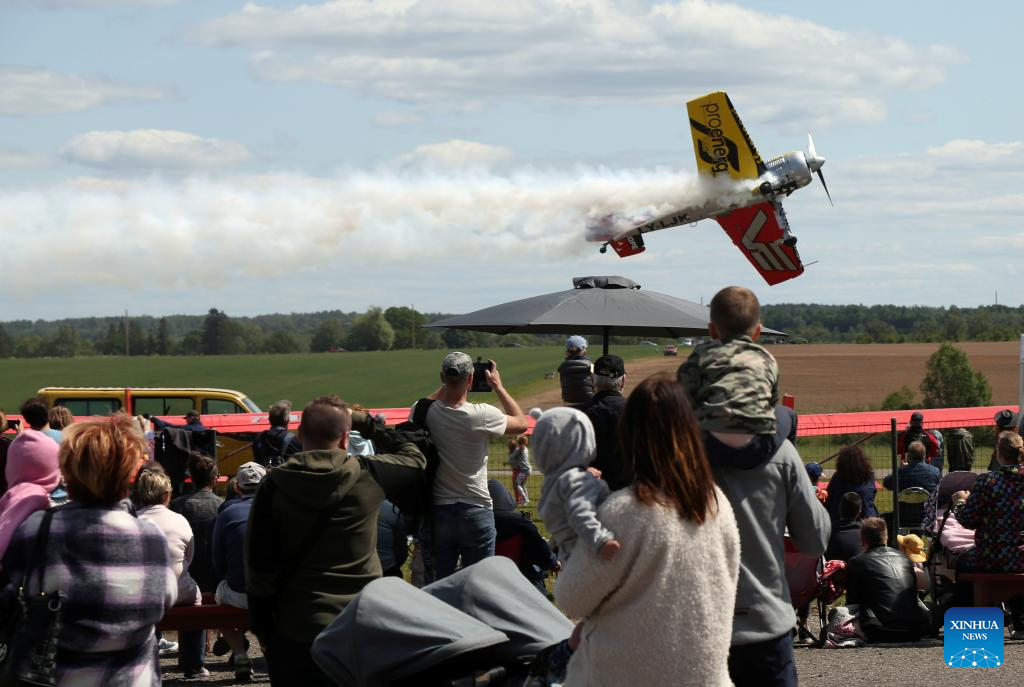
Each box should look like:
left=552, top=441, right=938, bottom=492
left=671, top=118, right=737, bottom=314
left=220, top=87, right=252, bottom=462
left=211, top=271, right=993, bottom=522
left=783, top=234, right=797, bottom=248
left=599, top=243, right=608, bottom=254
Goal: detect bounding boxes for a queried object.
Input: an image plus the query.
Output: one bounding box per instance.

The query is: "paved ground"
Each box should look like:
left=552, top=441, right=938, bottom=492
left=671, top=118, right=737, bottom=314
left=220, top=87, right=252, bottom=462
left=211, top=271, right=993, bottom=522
left=796, top=635, right=1024, bottom=687
left=161, top=633, right=1024, bottom=685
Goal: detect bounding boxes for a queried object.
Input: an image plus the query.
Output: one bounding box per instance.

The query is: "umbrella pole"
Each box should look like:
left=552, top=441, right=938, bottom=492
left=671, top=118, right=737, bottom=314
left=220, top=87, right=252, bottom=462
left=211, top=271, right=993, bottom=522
left=603, top=326, right=610, bottom=356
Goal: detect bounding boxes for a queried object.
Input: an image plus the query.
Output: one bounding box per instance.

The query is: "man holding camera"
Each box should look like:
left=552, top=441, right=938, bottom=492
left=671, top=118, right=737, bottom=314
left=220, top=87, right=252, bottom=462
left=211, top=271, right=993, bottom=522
left=412, top=352, right=529, bottom=580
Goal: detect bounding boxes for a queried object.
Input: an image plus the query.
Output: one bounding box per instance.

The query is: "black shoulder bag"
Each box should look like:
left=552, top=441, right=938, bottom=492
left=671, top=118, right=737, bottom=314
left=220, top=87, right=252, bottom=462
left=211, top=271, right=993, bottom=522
left=0, top=508, right=63, bottom=687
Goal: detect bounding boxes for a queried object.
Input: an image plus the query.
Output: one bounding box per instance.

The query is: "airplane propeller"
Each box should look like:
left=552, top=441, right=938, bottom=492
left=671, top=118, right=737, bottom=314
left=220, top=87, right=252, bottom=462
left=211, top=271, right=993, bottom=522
left=806, top=133, right=833, bottom=207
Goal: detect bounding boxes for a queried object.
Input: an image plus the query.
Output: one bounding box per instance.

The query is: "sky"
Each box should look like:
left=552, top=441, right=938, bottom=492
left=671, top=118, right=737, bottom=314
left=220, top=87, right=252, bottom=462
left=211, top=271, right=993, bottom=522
left=3, top=0, right=1024, bottom=320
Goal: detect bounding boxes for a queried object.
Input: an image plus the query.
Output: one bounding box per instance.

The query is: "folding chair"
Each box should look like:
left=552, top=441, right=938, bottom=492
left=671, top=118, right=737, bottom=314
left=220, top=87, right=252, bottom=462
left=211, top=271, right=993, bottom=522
left=897, top=487, right=931, bottom=536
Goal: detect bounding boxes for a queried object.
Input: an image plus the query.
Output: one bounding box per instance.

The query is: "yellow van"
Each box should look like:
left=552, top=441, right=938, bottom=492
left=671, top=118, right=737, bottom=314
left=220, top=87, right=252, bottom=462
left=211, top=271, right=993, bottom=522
left=36, top=388, right=263, bottom=479
left=36, top=387, right=262, bottom=417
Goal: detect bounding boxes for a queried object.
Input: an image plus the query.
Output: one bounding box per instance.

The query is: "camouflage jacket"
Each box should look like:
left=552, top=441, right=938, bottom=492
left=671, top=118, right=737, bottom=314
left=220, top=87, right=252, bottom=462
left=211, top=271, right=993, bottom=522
left=677, top=336, right=779, bottom=435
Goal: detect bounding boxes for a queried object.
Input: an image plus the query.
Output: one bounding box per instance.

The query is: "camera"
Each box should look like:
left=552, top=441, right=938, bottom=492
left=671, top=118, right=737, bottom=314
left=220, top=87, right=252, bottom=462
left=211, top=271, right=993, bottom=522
left=470, top=358, right=494, bottom=393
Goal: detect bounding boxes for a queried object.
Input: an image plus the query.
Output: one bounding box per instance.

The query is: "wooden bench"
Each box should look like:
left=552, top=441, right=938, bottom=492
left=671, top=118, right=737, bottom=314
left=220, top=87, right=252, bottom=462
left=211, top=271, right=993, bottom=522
left=959, top=573, right=1024, bottom=607
left=156, top=593, right=248, bottom=632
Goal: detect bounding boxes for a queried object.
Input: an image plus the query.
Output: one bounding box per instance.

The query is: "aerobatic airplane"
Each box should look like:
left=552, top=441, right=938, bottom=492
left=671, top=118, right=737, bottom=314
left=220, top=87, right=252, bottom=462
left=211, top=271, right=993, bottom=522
left=596, top=91, right=830, bottom=285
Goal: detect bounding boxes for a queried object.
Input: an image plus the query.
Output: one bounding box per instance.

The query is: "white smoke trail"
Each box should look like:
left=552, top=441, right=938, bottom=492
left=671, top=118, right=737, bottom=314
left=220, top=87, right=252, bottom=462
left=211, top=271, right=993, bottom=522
left=0, top=168, right=749, bottom=294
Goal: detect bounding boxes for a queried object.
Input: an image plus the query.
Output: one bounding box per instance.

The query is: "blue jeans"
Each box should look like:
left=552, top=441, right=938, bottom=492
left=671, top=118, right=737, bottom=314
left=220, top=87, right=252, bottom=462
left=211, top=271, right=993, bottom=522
left=430, top=503, right=496, bottom=580
left=178, top=629, right=205, bottom=673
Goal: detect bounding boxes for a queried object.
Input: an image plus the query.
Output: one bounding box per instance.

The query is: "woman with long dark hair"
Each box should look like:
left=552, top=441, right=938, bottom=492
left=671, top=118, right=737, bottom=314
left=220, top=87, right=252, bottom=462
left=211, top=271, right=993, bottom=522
left=824, top=445, right=879, bottom=523
left=555, top=375, right=740, bottom=687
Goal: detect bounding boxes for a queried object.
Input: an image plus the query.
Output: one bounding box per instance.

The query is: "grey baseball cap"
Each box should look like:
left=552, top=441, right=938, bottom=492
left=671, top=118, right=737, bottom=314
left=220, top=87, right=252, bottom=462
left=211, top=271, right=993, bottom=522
left=236, top=461, right=267, bottom=489
left=442, top=352, right=474, bottom=379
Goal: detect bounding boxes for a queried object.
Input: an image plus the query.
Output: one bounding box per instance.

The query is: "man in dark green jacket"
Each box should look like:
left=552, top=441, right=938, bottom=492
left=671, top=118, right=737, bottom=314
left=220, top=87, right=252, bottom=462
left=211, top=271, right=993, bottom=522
left=245, top=395, right=426, bottom=686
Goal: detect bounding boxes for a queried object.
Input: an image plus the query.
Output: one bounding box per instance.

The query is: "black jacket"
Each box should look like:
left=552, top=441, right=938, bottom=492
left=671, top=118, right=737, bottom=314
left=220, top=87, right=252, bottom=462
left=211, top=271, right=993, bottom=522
left=170, top=487, right=224, bottom=593
left=845, top=545, right=930, bottom=637
left=578, top=390, right=630, bottom=491
left=252, top=426, right=301, bottom=467
left=557, top=355, right=594, bottom=404
left=824, top=520, right=861, bottom=562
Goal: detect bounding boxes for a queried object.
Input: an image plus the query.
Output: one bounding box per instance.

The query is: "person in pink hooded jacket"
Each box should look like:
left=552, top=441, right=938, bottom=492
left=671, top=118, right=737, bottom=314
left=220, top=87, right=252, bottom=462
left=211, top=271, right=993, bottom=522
left=0, top=429, right=61, bottom=568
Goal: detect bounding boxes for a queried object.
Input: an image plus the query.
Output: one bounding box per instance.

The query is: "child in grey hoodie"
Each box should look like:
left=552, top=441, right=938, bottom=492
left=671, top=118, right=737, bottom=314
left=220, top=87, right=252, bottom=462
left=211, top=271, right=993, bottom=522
left=534, top=407, right=620, bottom=563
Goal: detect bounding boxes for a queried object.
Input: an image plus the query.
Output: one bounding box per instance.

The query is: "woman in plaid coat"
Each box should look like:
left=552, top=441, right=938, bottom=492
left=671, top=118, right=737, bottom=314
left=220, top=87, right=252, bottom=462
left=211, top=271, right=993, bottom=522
left=1, top=416, right=177, bottom=687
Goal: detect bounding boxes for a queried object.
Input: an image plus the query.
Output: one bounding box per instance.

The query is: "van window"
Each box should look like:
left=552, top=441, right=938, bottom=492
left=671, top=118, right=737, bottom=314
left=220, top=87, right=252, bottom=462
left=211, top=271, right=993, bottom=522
left=241, top=397, right=261, bottom=413
left=133, top=397, right=194, bottom=417
left=56, top=398, right=121, bottom=416
left=203, top=399, right=245, bottom=415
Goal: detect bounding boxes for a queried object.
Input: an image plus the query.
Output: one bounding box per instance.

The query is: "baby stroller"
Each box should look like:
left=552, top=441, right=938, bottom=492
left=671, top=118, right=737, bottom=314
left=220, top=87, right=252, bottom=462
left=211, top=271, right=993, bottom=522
left=925, top=471, right=979, bottom=633
left=785, top=537, right=846, bottom=647
left=312, top=557, right=573, bottom=686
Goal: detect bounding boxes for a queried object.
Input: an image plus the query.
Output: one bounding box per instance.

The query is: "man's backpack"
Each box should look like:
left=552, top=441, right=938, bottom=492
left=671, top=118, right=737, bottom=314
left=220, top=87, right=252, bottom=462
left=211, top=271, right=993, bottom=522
left=390, top=398, right=440, bottom=518
left=253, top=428, right=295, bottom=467
left=945, top=428, right=975, bottom=471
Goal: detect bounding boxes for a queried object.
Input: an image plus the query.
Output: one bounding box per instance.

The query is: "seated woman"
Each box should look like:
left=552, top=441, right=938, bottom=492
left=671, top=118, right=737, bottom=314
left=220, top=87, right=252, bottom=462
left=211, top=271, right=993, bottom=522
left=133, top=463, right=207, bottom=679
left=487, top=479, right=558, bottom=593
left=555, top=375, right=740, bottom=687
left=825, top=492, right=863, bottom=563
left=955, top=430, right=1024, bottom=639
left=824, top=446, right=879, bottom=525
left=1, top=415, right=177, bottom=686
left=844, top=517, right=931, bottom=643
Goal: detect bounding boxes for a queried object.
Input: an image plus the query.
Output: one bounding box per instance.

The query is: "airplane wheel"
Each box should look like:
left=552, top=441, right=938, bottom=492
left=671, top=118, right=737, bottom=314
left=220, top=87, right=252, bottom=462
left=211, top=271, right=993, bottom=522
left=759, top=182, right=772, bottom=195
left=784, top=236, right=798, bottom=247
left=599, top=245, right=608, bottom=254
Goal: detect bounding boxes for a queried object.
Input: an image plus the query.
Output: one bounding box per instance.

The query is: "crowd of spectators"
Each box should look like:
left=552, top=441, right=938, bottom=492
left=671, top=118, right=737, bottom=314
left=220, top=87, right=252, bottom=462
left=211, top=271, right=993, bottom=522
left=2, top=284, right=1023, bottom=686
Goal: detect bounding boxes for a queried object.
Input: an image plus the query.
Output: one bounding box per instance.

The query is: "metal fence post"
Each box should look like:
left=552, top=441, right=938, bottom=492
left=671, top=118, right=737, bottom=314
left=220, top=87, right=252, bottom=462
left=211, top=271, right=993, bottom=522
left=890, top=417, right=900, bottom=540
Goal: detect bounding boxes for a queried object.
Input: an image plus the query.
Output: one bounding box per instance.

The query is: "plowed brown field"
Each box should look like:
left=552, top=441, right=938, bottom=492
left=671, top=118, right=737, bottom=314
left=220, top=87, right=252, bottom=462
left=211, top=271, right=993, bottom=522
left=519, top=341, right=1020, bottom=413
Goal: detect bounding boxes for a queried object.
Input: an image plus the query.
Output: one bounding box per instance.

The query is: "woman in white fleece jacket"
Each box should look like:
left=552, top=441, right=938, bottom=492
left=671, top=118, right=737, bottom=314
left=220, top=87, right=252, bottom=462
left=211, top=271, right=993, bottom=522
left=555, top=375, right=741, bottom=687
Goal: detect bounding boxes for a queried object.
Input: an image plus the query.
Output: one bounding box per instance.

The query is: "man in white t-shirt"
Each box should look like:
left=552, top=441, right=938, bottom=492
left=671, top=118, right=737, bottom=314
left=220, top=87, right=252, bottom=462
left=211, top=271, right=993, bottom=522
left=413, top=352, right=529, bottom=579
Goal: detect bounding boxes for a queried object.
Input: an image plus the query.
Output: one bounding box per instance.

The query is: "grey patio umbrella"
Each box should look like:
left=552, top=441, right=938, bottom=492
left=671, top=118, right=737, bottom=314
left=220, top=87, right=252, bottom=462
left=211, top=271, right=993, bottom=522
left=426, top=276, right=784, bottom=355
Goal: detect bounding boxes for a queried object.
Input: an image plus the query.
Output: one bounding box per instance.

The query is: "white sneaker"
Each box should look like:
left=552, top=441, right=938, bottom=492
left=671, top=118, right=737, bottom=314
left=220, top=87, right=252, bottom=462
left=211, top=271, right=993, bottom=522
left=158, top=638, right=179, bottom=656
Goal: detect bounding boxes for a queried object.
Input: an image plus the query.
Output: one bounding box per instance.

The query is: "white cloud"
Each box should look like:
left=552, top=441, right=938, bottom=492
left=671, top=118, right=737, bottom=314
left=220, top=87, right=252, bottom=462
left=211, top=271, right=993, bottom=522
left=0, top=67, right=173, bottom=116
left=196, top=0, right=962, bottom=128
left=0, top=148, right=51, bottom=169
left=60, top=129, right=251, bottom=170
left=395, top=139, right=512, bottom=169
left=925, top=139, right=1024, bottom=168
left=372, top=111, right=424, bottom=127
left=17, top=0, right=176, bottom=7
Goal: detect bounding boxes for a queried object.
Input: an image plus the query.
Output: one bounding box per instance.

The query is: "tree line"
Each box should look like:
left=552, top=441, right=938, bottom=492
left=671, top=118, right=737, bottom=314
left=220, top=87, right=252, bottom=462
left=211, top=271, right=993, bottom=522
left=760, top=303, right=1024, bottom=344
left=2, top=302, right=1024, bottom=358
left=0, top=307, right=562, bottom=358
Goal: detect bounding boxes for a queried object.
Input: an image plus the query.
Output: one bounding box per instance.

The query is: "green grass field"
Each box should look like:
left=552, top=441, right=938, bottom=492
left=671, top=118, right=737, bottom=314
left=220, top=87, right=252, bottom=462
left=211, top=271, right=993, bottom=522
left=0, top=345, right=662, bottom=413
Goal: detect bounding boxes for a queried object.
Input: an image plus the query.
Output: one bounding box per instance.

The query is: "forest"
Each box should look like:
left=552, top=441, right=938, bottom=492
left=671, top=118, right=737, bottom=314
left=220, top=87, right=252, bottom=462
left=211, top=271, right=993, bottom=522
left=1, top=303, right=1022, bottom=358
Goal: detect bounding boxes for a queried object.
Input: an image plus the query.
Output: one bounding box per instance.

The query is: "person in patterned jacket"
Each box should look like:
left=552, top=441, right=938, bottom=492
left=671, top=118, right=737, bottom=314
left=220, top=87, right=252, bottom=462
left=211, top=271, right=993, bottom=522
left=678, top=285, right=781, bottom=462
left=0, top=415, right=177, bottom=686
left=956, top=430, right=1024, bottom=638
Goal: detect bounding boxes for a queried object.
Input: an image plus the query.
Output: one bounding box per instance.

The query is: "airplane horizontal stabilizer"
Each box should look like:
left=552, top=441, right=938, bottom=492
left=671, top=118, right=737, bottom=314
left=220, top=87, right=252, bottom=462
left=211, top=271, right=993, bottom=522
left=714, top=203, right=804, bottom=286
left=609, top=235, right=645, bottom=258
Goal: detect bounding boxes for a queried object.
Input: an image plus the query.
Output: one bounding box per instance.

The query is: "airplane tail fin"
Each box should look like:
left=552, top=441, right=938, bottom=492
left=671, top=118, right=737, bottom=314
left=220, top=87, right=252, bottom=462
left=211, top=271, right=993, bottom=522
left=609, top=235, right=645, bottom=258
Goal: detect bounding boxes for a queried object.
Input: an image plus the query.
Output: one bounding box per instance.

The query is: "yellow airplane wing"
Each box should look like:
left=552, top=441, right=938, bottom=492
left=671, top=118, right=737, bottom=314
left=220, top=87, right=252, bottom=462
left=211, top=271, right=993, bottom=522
left=687, top=91, right=765, bottom=180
